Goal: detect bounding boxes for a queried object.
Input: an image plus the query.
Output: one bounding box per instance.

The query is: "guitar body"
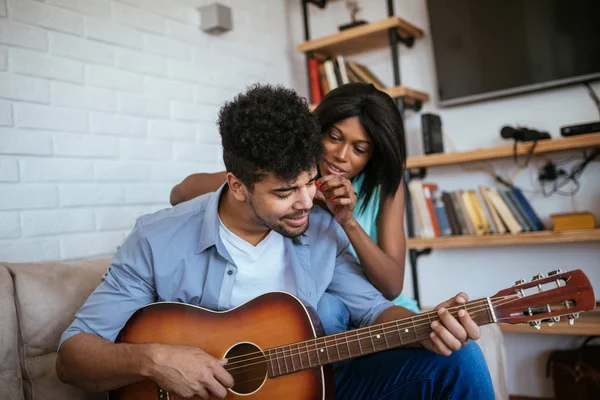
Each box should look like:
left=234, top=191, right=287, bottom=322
left=109, top=292, right=335, bottom=400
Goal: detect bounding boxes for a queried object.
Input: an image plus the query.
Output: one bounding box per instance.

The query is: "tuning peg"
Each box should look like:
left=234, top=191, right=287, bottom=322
left=529, top=320, right=542, bottom=330
left=532, top=273, right=545, bottom=281
left=547, top=316, right=560, bottom=327
left=515, top=279, right=527, bottom=286
left=548, top=269, right=563, bottom=276
left=568, top=317, right=575, bottom=326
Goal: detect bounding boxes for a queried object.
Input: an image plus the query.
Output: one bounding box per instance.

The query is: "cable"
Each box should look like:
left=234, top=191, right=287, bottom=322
left=538, top=147, right=600, bottom=197
left=512, top=139, right=538, bottom=168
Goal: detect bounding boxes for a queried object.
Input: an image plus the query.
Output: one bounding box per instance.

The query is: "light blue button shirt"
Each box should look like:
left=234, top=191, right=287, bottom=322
left=59, top=184, right=393, bottom=349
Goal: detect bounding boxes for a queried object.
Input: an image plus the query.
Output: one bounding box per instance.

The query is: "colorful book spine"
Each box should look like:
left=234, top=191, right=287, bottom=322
left=509, top=188, right=544, bottom=230
left=433, top=190, right=452, bottom=236
left=499, top=190, right=531, bottom=232
left=423, top=183, right=441, bottom=237
left=308, top=58, right=323, bottom=104
left=441, top=192, right=462, bottom=235
left=451, top=191, right=471, bottom=235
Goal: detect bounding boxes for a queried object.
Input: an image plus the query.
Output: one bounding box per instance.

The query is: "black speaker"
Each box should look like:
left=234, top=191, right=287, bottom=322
left=422, top=113, right=444, bottom=154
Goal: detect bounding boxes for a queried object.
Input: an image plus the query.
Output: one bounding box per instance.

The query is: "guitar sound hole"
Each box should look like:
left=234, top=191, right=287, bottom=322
left=224, top=342, right=268, bottom=395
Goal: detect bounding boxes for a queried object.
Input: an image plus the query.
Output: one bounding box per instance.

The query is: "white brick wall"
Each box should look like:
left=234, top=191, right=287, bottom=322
left=0, top=0, right=293, bottom=262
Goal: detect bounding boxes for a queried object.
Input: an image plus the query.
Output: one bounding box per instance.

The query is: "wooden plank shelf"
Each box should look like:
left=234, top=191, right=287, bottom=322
left=406, top=132, right=600, bottom=169
left=406, top=229, right=600, bottom=249
left=309, top=85, right=429, bottom=110
left=297, top=16, right=424, bottom=58
left=500, top=309, right=600, bottom=336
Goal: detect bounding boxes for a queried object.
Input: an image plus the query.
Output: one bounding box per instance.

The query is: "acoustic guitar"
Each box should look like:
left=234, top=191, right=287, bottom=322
left=109, top=269, right=595, bottom=399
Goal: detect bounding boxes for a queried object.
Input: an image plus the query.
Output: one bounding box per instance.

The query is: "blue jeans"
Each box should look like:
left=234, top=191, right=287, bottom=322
left=317, top=292, right=351, bottom=336
left=317, top=293, right=495, bottom=399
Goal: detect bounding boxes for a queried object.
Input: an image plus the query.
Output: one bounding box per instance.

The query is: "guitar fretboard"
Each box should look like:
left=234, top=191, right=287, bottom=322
left=264, top=298, right=494, bottom=378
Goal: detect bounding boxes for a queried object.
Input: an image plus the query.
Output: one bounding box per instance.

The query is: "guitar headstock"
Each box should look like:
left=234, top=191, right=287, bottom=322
left=491, top=269, right=596, bottom=330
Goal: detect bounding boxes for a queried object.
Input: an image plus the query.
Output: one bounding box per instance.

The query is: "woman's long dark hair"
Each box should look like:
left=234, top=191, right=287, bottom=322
left=313, top=83, right=406, bottom=213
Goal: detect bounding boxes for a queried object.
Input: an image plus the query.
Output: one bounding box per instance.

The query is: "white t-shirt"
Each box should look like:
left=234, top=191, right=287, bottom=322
left=218, top=217, right=297, bottom=308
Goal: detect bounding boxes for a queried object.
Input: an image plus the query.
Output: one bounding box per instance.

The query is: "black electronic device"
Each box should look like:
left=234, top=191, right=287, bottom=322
left=500, top=126, right=551, bottom=142
left=421, top=113, right=444, bottom=154
left=427, top=0, right=600, bottom=107
left=560, top=121, right=600, bottom=137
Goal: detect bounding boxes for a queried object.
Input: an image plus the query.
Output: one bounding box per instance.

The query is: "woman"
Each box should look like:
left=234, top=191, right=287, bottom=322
left=170, top=83, right=418, bottom=334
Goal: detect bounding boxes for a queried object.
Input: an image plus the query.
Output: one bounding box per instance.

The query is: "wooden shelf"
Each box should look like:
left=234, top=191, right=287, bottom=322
left=406, top=229, right=600, bottom=249
left=297, top=16, right=424, bottom=58
left=406, top=132, right=600, bottom=169
left=500, top=309, right=600, bottom=336
left=309, top=85, right=429, bottom=110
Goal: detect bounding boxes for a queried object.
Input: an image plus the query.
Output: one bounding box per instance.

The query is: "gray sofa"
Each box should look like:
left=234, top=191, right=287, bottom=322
left=0, top=258, right=110, bottom=400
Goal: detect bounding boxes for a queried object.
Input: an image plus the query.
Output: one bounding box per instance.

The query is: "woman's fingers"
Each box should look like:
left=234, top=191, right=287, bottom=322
left=317, top=175, right=346, bottom=191
left=325, top=185, right=352, bottom=199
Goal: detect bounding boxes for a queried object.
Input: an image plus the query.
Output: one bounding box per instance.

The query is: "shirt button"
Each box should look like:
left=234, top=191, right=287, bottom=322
left=227, top=270, right=233, bottom=275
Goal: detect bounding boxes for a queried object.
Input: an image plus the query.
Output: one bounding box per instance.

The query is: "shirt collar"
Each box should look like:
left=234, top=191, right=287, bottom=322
left=196, top=183, right=227, bottom=253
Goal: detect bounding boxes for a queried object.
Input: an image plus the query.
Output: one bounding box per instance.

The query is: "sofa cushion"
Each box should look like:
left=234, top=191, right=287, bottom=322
left=7, top=258, right=110, bottom=400
left=0, top=264, right=25, bottom=400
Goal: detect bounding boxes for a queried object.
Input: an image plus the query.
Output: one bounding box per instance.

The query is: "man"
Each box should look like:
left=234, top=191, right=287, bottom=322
left=56, top=84, right=493, bottom=399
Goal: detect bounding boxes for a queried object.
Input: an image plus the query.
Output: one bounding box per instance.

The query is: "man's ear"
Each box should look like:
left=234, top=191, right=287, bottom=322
left=226, top=172, right=249, bottom=202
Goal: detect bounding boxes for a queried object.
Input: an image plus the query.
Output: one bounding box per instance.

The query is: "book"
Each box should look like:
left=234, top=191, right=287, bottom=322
left=509, top=188, right=544, bottom=231
left=323, top=60, right=338, bottom=90
left=347, top=61, right=386, bottom=90
left=468, top=190, right=491, bottom=234
left=460, top=190, right=481, bottom=235
left=423, top=183, right=441, bottom=237
left=308, top=58, right=323, bottom=104
left=499, top=190, right=531, bottom=232
left=450, top=191, right=472, bottom=235
left=550, top=212, right=596, bottom=231
left=478, top=185, right=506, bottom=234
left=486, top=188, right=523, bottom=234
left=433, top=189, right=452, bottom=236
left=336, top=56, right=350, bottom=85
left=506, top=190, right=536, bottom=231
left=441, top=192, right=462, bottom=235
left=408, top=181, right=434, bottom=238
left=318, top=63, right=330, bottom=96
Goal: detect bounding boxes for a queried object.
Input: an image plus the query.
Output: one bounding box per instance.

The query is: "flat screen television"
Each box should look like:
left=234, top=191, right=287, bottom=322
left=426, top=0, right=600, bottom=107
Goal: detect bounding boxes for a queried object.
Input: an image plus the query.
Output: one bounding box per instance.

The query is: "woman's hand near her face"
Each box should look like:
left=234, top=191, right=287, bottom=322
left=315, top=174, right=357, bottom=227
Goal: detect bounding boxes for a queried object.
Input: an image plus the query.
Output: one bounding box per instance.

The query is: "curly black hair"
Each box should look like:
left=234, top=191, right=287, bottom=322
left=218, top=84, right=323, bottom=189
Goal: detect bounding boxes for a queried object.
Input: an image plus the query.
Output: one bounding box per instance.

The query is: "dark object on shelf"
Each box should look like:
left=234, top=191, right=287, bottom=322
left=421, top=113, right=444, bottom=154
left=339, top=1, right=368, bottom=31
left=338, top=20, right=368, bottom=31
left=547, top=336, right=600, bottom=400
left=561, top=121, right=600, bottom=137
left=427, top=0, right=600, bottom=107
left=501, top=126, right=551, bottom=142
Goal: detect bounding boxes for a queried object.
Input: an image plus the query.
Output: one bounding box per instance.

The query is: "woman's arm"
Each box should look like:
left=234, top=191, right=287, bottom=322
left=317, top=176, right=407, bottom=300
left=170, top=171, right=227, bottom=206
left=342, top=183, right=406, bottom=299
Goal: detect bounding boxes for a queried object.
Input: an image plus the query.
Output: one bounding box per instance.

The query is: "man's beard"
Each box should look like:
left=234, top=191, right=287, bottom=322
left=248, top=197, right=310, bottom=238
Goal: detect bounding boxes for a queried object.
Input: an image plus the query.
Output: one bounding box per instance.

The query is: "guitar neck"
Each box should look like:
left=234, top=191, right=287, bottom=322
left=265, top=297, right=496, bottom=378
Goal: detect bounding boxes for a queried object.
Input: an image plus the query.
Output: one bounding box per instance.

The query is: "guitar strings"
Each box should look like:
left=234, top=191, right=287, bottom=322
left=223, top=295, right=519, bottom=373
left=224, top=295, right=515, bottom=371
left=226, top=295, right=528, bottom=386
